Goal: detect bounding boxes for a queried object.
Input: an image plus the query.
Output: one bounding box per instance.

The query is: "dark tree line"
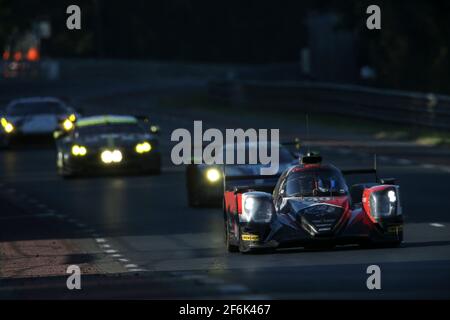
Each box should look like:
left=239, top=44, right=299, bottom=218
left=1, top=0, right=449, bottom=93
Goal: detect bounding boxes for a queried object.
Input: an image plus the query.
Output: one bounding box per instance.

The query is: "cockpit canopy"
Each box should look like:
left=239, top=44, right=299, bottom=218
left=285, top=166, right=348, bottom=197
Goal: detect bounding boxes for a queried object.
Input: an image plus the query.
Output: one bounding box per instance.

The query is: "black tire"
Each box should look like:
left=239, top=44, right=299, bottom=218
left=224, top=215, right=239, bottom=253
left=58, top=156, right=76, bottom=179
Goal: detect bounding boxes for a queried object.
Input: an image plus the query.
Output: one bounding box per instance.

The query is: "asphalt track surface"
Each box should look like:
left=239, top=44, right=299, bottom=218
left=1, top=80, right=450, bottom=299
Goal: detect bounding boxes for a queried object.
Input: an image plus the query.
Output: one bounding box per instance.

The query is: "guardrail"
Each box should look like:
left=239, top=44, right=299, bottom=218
left=208, top=80, right=450, bottom=131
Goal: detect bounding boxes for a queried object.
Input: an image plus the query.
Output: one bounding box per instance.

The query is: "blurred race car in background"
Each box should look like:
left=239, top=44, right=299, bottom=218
left=186, top=140, right=301, bottom=207
left=0, top=97, right=79, bottom=147
left=223, top=153, right=403, bottom=253
left=55, top=115, right=161, bottom=177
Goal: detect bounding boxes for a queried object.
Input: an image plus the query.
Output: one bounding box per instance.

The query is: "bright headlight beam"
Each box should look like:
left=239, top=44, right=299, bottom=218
left=387, top=190, right=397, bottom=203
left=63, top=119, right=74, bottom=131
left=71, top=145, right=87, bottom=156
left=135, top=142, right=152, bottom=154
left=101, top=150, right=113, bottom=163
left=244, top=197, right=255, bottom=211
left=4, top=122, right=14, bottom=133
left=111, top=150, right=122, bottom=162
left=206, top=168, right=221, bottom=182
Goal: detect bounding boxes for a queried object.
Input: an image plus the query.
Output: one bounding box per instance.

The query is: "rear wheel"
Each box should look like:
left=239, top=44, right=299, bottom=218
left=224, top=215, right=239, bottom=253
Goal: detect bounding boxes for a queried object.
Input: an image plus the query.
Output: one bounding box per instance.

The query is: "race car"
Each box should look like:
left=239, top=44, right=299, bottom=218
left=186, top=140, right=301, bottom=207
left=55, top=115, right=161, bottom=177
left=0, top=97, right=79, bottom=147
left=223, top=153, right=403, bottom=253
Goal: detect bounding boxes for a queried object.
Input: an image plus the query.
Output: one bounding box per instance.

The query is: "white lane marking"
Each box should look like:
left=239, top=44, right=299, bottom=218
left=111, top=254, right=122, bottom=258
left=104, top=249, right=117, bottom=254
left=128, top=268, right=147, bottom=272
left=100, top=244, right=111, bottom=248
left=124, top=264, right=138, bottom=268
left=422, top=163, right=437, bottom=170
left=119, top=258, right=129, bottom=262
left=95, top=238, right=107, bottom=243
left=429, top=223, right=445, bottom=228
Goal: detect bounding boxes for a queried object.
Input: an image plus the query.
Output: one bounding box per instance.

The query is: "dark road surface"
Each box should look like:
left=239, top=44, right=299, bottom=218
left=1, top=81, right=450, bottom=299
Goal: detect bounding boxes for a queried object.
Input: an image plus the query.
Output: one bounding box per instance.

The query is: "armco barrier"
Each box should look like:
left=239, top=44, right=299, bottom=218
left=208, top=80, right=450, bottom=131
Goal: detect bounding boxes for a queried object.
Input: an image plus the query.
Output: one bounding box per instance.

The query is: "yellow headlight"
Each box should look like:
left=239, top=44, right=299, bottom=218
left=63, top=119, right=74, bottom=131
left=71, top=145, right=87, bottom=156
left=1, top=117, right=14, bottom=133
left=4, top=122, right=14, bottom=133
left=135, top=141, right=152, bottom=154
left=101, top=149, right=122, bottom=163
left=206, top=168, right=221, bottom=183
left=68, top=114, right=76, bottom=122
left=101, top=150, right=113, bottom=163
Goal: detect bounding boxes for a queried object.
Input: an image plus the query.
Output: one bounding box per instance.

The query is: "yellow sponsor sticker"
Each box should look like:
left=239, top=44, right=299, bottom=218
left=241, top=234, right=259, bottom=241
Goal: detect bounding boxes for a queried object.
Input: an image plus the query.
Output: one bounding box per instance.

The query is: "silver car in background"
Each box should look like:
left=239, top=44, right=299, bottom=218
left=0, top=97, right=79, bottom=147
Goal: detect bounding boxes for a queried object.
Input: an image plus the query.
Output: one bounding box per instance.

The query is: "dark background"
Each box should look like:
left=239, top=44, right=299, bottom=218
left=1, top=0, right=450, bottom=93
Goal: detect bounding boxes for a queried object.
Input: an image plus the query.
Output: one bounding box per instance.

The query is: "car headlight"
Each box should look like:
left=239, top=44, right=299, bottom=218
left=1, top=117, right=14, bottom=134
left=101, top=149, right=122, bottom=163
left=205, top=168, right=221, bottom=183
left=135, top=141, right=152, bottom=154
left=71, top=145, right=87, bottom=156
left=369, top=187, right=400, bottom=219
left=240, top=193, right=274, bottom=223
left=63, top=119, right=74, bottom=131
left=68, top=114, right=76, bottom=122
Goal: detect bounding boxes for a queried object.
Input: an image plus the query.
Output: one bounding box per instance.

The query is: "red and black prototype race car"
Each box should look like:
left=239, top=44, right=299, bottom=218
left=223, top=153, right=403, bottom=253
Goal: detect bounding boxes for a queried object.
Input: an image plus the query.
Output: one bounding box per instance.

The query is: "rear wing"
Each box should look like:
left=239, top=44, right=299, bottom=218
left=223, top=171, right=281, bottom=193
left=341, top=155, right=380, bottom=183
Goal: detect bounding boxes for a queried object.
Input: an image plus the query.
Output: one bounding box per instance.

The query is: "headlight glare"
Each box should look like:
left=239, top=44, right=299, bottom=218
left=1, top=117, right=14, bottom=133
left=135, top=141, right=152, bottom=154
left=101, top=149, right=122, bottom=163
left=71, top=145, right=87, bottom=156
left=68, top=114, right=76, bottom=122
left=240, top=193, right=273, bottom=223
left=63, top=119, right=74, bottom=131
left=206, top=168, right=221, bottom=183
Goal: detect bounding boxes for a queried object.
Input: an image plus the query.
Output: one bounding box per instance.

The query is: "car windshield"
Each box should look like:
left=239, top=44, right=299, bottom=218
left=7, top=102, right=66, bottom=116
left=77, top=123, right=143, bottom=135
left=285, top=168, right=348, bottom=197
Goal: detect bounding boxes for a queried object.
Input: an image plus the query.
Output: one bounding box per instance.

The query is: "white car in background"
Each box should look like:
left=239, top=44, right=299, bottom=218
left=0, top=97, right=80, bottom=148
